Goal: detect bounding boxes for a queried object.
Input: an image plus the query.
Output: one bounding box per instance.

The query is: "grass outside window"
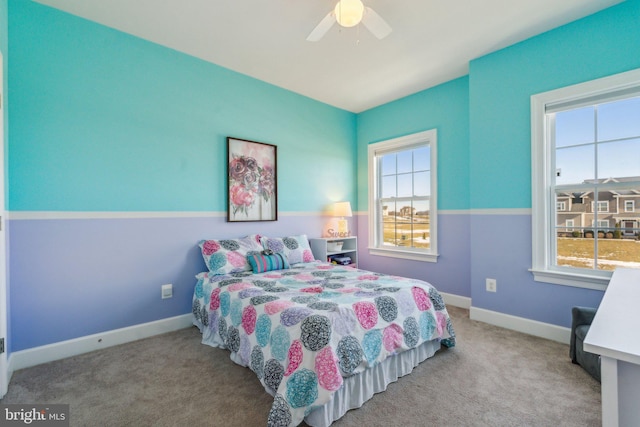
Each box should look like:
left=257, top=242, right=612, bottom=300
left=556, top=237, right=640, bottom=270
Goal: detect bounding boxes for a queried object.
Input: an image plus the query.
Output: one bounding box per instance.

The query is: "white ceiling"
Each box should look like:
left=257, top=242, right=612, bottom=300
left=35, top=0, right=623, bottom=113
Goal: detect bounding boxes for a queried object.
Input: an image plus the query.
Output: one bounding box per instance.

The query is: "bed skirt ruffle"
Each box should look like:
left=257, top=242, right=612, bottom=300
left=304, top=339, right=441, bottom=426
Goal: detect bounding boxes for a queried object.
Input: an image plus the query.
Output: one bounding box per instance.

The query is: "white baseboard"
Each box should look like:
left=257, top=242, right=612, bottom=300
left=437, top=294, right=569, bottom=344
left=5, top=302, right=569, bottom=378
left=9, top=314, right=193, bottom=372
left=470, top=306, right=571, bottom=344
left=440, top=292, right=471, bottom=309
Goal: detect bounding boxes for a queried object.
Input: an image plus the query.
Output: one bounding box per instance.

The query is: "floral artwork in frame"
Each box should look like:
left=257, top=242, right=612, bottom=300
left=227, top=137, right=278, bottom=222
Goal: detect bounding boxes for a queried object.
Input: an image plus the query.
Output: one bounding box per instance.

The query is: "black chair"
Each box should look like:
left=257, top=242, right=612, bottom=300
left=570, top=306, right=601, bottom=382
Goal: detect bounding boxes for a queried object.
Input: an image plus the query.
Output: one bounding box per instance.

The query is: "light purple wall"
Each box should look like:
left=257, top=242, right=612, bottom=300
left=7, top=214, right=331, bottom=352
left=470, top=214, right=604, bottom=327
left=356, top=213, right=471, bottom=298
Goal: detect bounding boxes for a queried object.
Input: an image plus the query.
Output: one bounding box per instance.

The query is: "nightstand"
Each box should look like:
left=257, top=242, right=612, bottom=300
left=309, top=236, right=357, bottom=267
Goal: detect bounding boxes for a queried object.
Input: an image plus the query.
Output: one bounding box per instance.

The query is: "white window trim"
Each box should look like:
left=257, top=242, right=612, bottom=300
left=531, top=68, right=640, bottom=291
left=368, top=129, right=438, bottom=262
left=625, top=200, right=635, bottom=212
left=566, top=219, right=574, bottom=231
left=592, top=200, right=609, bottom=213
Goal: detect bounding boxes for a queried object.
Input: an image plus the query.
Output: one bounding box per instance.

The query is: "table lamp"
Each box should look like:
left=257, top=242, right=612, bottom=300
left=333, top=201, right=352, bottom=236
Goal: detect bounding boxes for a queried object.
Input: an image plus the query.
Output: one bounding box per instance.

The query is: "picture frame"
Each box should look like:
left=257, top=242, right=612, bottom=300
left=227, top=137, right=278, bottom=222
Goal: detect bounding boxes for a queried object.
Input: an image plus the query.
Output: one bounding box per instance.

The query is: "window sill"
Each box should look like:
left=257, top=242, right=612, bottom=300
left=530, top=268, right=609, bottom=291
left=368, top=247, right=439, bottom=263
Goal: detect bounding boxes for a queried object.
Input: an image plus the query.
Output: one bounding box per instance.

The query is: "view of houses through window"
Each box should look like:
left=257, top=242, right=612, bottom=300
left=553, top=95, right=640, bottom=271
left=380, top=146, right=431, bottom=249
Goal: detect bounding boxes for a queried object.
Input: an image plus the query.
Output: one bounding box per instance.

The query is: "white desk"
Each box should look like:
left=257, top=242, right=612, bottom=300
left=584, top=268, right=640, bottom=427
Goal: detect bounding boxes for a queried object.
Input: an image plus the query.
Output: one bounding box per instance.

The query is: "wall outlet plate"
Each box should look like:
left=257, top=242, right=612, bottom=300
left=161, top=284, right=173, bottom=299
left=486, top=278, right=497, bottom=292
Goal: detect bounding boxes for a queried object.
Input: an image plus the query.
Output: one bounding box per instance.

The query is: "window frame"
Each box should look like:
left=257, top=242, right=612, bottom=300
left=367, top=129, right=438, bottom=262
left=531, top=68, right=640, bottom=290
left=565, top=219, right=574, bottom=231
left=593, top=200, right=609, bottom=213
left=625, top=200, right=635, bottom=212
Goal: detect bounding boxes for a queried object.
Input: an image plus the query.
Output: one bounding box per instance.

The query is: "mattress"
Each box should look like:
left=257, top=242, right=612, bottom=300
left=192, top=261, right=455, bottom=426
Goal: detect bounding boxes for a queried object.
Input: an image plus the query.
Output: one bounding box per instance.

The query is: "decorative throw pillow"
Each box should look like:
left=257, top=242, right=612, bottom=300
left=247, top=252, right=290, bottom=273
left=260, top=234, right=315, bottom=265
left=199, top=234, right=263, bottom=275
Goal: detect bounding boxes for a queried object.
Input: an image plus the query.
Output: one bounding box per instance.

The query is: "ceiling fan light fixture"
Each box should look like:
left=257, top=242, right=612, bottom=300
left=334, top=0, right=364, bottom=28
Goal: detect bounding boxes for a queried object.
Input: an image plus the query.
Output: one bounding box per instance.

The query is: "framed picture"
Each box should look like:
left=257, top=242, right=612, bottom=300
left=227, top=137, right=278, bottom=222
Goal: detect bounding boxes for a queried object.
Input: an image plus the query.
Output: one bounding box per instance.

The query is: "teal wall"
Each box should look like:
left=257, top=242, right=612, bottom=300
left=9, top=0, right=356, bottom=213
left=357, top=76, right=470, bottom=211
left=4, top=0, right=640, bottom=355
left=469, top=0, right=640, bottom=209
left=468, top=0, right=640, bottom=324
left=1, top=0, right=7, bottom=195
left=356, top=0, right=640, bottom=327
left=355, top=77, right=471, bottom=297
left=5, top=0, right=358, bottom=353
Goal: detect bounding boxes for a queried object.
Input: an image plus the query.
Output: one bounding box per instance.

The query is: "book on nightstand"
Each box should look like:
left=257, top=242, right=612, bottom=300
left=329, top=255, right=352, bottom=265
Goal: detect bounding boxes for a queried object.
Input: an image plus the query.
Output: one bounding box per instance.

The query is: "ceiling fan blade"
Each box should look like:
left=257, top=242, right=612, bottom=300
left=361, top=7, right=392, bottom=39
left=307, top=12, right=336, bottom=42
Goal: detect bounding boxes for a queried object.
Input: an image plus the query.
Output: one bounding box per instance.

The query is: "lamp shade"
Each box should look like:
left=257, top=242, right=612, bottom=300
left=334, top=0, right=364, bottom=28
left=333, top=201, right=353, bottom=217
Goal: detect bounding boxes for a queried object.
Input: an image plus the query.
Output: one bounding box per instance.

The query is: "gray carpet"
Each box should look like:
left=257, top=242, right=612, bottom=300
left=1, top=307, right=601, bottom=426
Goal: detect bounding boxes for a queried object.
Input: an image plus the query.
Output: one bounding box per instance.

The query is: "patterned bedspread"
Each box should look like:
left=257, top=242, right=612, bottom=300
left=192, top=261, right=455, bottom=427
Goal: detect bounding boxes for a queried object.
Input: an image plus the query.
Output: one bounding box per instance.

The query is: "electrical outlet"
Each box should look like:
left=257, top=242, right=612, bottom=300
left=486, top=278, right=497, bottom=292
left=161, top=284, right=173, bottom=299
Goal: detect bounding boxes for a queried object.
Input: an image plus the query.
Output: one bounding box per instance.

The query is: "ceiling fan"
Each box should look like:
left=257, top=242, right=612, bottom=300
left=307, top=0, right=392, bottom=42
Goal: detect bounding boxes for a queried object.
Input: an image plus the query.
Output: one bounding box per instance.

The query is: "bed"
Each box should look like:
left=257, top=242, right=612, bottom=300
left=191, top=234, right=456, bottom=427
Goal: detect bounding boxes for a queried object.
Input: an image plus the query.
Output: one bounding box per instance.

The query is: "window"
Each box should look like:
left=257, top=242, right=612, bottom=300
left=566, top=219, right=574, bottom=231
left=557, top=201, right=566, bottom=211
left=625, top=200, right=635, bottom=212
left=531, top=69, right=640, bottom=289
left=368, top=129, right=438, bottom=262
left=592, top=201, right=609, bottom=213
